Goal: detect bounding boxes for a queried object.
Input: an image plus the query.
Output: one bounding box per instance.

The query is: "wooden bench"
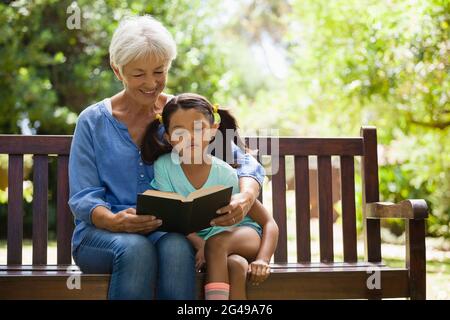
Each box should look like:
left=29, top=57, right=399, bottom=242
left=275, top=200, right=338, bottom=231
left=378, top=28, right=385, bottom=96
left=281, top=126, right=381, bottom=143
left=0, top=126, right=428, bottom=299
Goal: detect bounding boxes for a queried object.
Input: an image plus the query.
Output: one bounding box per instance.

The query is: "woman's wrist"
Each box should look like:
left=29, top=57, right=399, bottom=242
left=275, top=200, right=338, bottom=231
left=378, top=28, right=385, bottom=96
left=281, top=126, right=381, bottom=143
left=92, top=206, right=116, bottom=231
left=243, top=190, right=257, bottom=207
left=238, top=177, right=260, bottom=207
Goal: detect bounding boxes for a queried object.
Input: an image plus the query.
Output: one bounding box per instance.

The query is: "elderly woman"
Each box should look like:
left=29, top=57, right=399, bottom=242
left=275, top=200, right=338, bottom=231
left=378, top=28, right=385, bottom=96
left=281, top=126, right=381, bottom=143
left=68, top=15, right=264, bottom=300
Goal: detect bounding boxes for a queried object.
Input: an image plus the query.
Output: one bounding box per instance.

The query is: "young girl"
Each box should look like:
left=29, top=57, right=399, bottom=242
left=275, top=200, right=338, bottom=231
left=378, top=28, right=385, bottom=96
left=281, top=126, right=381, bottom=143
left=141, top=93, right=278, bottom=300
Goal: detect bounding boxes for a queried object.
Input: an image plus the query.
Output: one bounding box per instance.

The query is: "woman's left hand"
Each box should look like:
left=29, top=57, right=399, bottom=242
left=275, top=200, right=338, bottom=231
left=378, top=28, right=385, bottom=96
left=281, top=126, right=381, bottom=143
left=210, top=192, right=255, bottom=227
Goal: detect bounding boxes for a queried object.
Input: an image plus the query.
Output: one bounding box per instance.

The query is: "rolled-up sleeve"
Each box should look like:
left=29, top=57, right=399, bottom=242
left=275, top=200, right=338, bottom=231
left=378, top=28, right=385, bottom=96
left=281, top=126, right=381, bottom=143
left=68, top=113, right=111, bottom=225
left=232, top=142, right=265, bottom=187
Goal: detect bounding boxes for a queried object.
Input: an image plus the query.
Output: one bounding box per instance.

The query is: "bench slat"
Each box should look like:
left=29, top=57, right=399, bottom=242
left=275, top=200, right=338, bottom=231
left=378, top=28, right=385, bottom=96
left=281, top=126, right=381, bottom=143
left=0, top=135, right=72, bottom=155
left=0, top=261, right=387, bottom=271
left=0, top=268, right=410, bottom=300
left=32, top=155, right=49, bottom=265
left=361, top=127, right=381, bottom=262
left=340, top=156, right=358, bottom=262
left=7, top=155, right=24, bottom=265
left=57, top=155, right=73, bottom=265
left=318, top=156, right=334, bottom=263
left=247, top=137, right=364, bottom=156
left=271, top=156, right=287, bottom=262
left=294, top=156, right=311, bottom=262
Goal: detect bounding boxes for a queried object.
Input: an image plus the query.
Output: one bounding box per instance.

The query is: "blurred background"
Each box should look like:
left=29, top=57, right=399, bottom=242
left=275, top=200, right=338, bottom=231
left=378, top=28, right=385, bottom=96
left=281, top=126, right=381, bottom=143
left=0, top=0, right=448, bottom=298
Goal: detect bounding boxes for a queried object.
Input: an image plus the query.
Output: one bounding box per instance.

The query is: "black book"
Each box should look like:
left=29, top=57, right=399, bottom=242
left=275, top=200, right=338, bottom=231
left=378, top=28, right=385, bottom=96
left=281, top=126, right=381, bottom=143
left=136, top=185, right=233, bottom=234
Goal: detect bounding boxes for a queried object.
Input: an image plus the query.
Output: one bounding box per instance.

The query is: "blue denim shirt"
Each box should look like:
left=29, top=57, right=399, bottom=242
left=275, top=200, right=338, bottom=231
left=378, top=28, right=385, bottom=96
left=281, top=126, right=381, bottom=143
left=68, top=99, right=265, bottom=255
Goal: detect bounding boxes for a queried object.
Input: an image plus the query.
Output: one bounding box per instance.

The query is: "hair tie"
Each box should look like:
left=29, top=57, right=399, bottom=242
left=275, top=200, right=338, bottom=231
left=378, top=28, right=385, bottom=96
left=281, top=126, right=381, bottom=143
left=212, top=104, right=221, bottom=124
left=155, top=113, right=163, bottom=124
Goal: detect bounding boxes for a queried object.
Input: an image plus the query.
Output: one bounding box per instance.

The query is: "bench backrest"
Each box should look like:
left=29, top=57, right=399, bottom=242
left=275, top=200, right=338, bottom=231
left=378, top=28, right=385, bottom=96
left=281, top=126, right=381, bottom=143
left=0, top=126, right=381, bottom=265
left=0, top=135, right=72, bottom=265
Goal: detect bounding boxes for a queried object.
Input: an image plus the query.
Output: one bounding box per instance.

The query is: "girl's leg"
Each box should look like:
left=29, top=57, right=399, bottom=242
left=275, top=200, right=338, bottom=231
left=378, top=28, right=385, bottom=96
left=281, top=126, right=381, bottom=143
left=74, top=228, right=157, bottom=300
left=204, top=227, right=260, bottom=299
left=155, top=232, right=196, bottom=300
left=227, top=254, right=249, bottom=300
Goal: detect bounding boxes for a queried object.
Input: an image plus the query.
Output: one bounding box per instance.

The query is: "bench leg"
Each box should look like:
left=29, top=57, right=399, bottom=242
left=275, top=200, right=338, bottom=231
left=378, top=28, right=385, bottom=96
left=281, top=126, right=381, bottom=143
left=406, top=219, right=426, bottom=300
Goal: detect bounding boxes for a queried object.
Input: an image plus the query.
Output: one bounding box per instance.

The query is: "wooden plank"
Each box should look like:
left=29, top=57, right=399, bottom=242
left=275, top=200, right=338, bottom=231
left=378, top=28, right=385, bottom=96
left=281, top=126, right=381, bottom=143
left=245, top=137, right=364, bottom=156
left=271, top=156, right=287, bottom=263
left=0, top=265, right=77, bottom=271
left=0, top=274, right=110, bottom=300
left=32, top=155, right=49, bottom=265
left=247, top=268, right=409, bottom=299
left=360, top=127, right=381, bottom=262
left=406, top=219, right=426, bottom=299
left=294, top=156, right=311, bottom=262
left=0, top=268, right=409, bottom=300
left=317, top=156, right=334, bottom=263
left=340, top=156, right=357, bottom=262
left=7, top=155, right=23, bottom=265
left=0, top=261, right=387, bottom=272
left=366, top=200, right=428, bottom=219
left=0, top=136, right=362, bottom=156
left=0, top=135, right=72, bottom=155
left=57, top=155, right=73, bottom=265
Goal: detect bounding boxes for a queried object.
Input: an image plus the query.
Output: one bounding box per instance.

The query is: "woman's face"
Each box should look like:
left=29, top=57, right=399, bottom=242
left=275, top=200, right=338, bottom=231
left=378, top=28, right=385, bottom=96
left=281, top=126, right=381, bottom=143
left=113, top=55, right=168, bottom=106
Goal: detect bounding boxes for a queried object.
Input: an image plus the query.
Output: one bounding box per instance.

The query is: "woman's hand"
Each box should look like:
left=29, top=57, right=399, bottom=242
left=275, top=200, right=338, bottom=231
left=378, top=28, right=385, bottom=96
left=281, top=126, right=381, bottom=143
left=248, top=259, right=271, bottom=285
left=108, top=208, right=162, bottom=234
left=211, top=191, right=256, bottom=227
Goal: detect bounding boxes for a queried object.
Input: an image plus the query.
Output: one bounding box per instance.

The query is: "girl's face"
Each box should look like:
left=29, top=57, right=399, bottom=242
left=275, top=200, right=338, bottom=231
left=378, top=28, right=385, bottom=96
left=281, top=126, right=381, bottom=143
left=164, top=108, right=219, bottom=164
left=112, top=55, right=168, bottom=106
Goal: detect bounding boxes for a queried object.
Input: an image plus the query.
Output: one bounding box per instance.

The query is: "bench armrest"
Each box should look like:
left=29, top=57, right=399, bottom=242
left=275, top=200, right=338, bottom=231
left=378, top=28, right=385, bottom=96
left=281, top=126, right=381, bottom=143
left=366, top=199, right=428, bottom=219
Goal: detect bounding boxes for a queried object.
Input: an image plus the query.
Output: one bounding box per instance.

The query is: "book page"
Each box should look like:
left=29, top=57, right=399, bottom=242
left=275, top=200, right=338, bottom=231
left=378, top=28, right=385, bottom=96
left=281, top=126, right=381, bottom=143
left=186, top=185, right=227, bottom=201
left=142, top=189, right=187, bottom=201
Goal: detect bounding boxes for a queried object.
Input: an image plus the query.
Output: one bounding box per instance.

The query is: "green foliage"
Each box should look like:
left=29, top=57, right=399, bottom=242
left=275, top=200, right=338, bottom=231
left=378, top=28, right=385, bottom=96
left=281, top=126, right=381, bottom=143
left=282, top=0, right=449, bottom=238
left=0, top=0, right=233, bottom=134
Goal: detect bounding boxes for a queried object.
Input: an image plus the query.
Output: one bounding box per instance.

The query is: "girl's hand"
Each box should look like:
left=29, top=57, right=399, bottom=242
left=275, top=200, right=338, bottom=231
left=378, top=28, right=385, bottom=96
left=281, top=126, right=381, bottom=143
left=109, top=208, right=162, bottom=234
left=248, top=259, right=271, bottom=285
left=211, top=192, right=255, bottom=227
left=195, top=245, right=206, bottom=271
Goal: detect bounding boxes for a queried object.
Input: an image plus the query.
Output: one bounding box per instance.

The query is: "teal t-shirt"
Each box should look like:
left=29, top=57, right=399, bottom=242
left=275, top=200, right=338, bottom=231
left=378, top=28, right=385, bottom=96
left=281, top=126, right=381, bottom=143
left=150, top=152, right=260, bottom=240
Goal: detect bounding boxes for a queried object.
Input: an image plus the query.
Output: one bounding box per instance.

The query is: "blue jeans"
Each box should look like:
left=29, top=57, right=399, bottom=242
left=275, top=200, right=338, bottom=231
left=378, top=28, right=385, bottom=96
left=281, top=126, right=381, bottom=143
left=73, top=228, right=196, bottom=300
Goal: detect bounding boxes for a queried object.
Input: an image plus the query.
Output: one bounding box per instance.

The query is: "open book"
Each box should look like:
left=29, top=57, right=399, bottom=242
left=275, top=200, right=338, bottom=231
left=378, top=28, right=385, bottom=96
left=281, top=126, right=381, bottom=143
left=136, top=185, right=233, bottom=234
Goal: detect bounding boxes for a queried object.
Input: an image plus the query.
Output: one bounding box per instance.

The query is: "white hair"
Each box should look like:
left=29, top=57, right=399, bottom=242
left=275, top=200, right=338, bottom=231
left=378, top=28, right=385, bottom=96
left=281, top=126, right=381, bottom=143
left=109, top=15, right=177, bottom=73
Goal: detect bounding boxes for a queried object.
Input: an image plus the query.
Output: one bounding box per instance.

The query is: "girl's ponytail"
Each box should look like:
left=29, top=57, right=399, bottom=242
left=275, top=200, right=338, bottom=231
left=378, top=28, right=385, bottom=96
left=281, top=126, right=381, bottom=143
left=141, top=119, right=172, bottom=164
left=211, top=107, right=251, bottom=168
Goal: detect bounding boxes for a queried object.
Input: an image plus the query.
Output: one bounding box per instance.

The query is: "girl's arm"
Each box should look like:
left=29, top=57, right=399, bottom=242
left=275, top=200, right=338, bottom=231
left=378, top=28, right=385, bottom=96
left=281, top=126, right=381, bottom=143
left=248, top=201, right=279, bottom=264
left=212, top=142, right=265, bottom=227
left=187, top=232, right=206, bottom=271
left=186, top=233, right=205, bottom=250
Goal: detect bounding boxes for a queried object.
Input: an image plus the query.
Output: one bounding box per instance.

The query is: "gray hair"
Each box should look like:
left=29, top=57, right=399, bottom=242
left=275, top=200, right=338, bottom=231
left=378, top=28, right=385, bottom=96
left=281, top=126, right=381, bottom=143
left=109, top=15, right=177, bottom=73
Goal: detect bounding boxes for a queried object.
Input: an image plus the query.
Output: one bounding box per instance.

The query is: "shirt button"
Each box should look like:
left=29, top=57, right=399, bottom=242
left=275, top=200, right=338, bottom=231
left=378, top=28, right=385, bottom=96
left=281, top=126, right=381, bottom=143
left=140, top=174, right=144, bottom=178
left=139, top=162, right=143, bottom=166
